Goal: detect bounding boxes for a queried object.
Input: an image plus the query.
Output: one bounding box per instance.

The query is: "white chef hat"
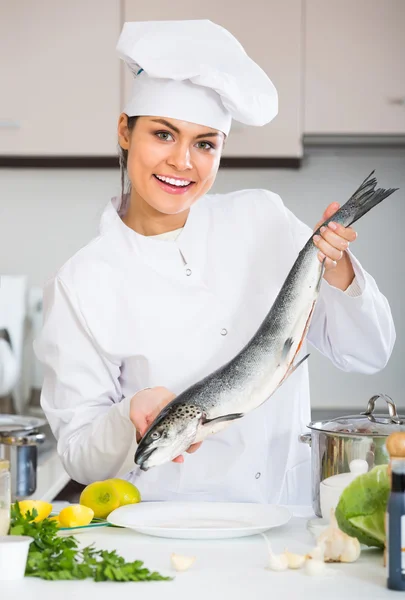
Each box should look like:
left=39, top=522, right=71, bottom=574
left=116, top=20, right=278, bottom=136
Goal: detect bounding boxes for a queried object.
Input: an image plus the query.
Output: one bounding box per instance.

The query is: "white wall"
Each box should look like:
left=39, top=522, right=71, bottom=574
left=1, top=145, right=404, bottom=411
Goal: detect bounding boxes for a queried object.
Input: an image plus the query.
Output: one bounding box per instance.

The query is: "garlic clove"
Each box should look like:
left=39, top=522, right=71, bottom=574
left=284, top=551, right=306, bottom=570
left=304, top=558, right=326, bottom=576
left=306, top=544, right=325, bottom=562
left=170, top=553, right=196, bottom=572
left=261, top=533, right=288, bottom=572
left=340, top=537, right=361, bottom=563
left=268, top=552, right=289, bottom=571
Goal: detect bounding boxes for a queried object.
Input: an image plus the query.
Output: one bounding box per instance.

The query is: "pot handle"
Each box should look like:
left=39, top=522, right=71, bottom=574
left=299, top=433, right=312, bottom=446
left=361, top=393, right=403, bottom=425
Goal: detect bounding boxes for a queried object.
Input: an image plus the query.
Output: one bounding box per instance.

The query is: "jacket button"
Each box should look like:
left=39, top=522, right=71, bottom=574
left=185, top=268, right=192, bottom=276
left=255, top=472, right=261, bottom=479
left=220, top=328, right=228, bottom=336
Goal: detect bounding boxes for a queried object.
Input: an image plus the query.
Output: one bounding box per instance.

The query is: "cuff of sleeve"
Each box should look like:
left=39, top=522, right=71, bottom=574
left=116, top=432, right=138, bottom=478
left=344, top=277, right=363, bottom=297
left=114, top=394, right=139, bottom=478
left=323, top=250, right=367, bottom=298
left=344, top=250, right=366, bottom=294
left=114, top=393, right=133, bottom=421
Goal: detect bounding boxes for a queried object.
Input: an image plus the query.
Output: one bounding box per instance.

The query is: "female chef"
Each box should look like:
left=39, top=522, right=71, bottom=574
left=34, top=20, right=395, bottom=505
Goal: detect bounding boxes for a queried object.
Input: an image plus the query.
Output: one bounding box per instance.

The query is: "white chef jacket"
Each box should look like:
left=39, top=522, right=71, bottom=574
left=34, top=189, right=395, bottom=505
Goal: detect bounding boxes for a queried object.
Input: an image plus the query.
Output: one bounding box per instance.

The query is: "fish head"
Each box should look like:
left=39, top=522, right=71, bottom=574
left=134, top=402, right=203, bottom=471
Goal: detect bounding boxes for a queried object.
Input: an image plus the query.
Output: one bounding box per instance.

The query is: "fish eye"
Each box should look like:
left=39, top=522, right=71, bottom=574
left=151, top=431, right=161, bottom=440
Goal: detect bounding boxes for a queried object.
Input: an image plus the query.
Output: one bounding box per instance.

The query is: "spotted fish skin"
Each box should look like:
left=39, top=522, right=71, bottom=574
left=135, top=172, right=398, bottom=470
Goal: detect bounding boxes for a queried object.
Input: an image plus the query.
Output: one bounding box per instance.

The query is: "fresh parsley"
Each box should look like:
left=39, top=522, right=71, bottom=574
left=10, top=504, right=172, bottom=582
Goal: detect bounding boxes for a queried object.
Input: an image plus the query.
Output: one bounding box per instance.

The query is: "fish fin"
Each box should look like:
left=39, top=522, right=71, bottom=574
left=315, top=172, right=398, bottom=231
left=280, top=321, right=310, bottom=371
left=277, top=353, right=310, bottom=390
left=344, top=173, right=398, bottom=227
left=202, top=413, right=244, bottom=426
left=281, top=337, right=294, bottom=362
left=295, top=300, right=317, bottom=355
left=290, top=353, right=310, bottom=374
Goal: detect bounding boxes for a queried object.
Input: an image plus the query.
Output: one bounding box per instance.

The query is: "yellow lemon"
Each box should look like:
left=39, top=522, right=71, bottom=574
left=108, top=479, right=141, bottom=506
left=58, top=504, right=94, bottom=528
left=17, top=500, right=53, bottom=522
left=79, top=480, right=121, bottom=519
left=48, top=515, right=60, bottom=527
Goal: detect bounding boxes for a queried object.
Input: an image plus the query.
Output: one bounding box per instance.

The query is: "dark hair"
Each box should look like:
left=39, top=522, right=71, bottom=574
left=118, top=116, right=138, bottom=216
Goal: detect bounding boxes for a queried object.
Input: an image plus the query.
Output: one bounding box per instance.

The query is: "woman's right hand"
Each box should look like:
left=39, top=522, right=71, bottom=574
left=129, top=386, right=202, bottom=463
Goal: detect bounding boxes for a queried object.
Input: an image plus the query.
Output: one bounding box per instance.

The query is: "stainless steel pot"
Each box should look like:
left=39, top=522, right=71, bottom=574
left=0, top=414, right=46, bottom=500
left=300, top=394, right=405, bottom=517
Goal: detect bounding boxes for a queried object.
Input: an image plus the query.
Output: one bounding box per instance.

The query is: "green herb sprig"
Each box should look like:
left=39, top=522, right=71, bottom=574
left=10, top=503, right=172, bottom=582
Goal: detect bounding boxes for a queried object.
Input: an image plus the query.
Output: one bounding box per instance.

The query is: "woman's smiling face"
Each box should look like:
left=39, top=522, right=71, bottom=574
left=118, top=115, right=225, bottom=216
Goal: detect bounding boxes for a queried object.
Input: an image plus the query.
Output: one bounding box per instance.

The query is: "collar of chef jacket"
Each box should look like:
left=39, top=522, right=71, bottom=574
left=100, top=196, right=211, bottom=282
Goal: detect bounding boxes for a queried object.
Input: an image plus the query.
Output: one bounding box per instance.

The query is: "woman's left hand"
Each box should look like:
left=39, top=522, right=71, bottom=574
left=313, top=202, right=357, bottom=290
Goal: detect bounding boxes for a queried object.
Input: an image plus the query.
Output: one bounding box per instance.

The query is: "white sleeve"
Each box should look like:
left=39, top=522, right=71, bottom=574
left=275, top=195, right=396, bottom=374
left=34, top=277, right=138, bottom=485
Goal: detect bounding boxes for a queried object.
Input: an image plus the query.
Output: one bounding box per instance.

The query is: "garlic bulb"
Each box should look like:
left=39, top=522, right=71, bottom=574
left=170, top=553, right=196, bottom=572
left=317, top=510, right=361, bottom=563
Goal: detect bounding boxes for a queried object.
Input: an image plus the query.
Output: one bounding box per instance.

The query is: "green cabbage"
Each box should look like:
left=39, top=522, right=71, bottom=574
left=335, top=464, right=390, bottom=548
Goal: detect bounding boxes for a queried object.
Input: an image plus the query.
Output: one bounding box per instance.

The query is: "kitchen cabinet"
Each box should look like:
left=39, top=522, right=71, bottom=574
left=304, top=0, right=405, bottom=135
left=0, top=1, right=121, bottom=156
left=123, top=0, right=304, bottom=159
left=4, top=1, right=401, bottom=162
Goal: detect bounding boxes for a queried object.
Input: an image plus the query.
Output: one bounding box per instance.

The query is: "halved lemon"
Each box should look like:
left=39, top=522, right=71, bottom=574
left=58, top=504, right=94, bottom=528
left=17, top=500, right=53, bottom=522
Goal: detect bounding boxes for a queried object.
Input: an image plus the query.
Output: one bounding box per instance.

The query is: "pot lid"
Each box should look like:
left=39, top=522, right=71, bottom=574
left=321, top=459, right=369, bottom=488
left=0, top=414, right=46, bottom=435
left=308, top=394, right=405, bottom=437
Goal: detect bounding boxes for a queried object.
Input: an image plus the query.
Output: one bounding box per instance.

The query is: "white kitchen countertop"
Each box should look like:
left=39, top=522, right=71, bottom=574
left=0, top=508, right=394, bottom=600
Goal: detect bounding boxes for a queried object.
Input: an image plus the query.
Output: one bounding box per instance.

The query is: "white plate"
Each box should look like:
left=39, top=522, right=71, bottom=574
left=107, top=502, right=292, bottom=540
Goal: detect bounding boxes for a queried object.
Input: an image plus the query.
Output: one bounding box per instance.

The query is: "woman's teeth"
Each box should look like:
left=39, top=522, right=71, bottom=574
left=155, top=175, right=192, bottom=187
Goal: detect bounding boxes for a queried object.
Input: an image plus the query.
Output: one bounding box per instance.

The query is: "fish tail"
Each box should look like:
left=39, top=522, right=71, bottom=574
left=319, top=171, right=398, bottom=230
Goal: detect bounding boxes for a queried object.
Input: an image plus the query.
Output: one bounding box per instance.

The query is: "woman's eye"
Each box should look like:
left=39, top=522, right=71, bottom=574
left=196, top=141, right=214, bottom=151
left=156, top=131, right=173, bottom=141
